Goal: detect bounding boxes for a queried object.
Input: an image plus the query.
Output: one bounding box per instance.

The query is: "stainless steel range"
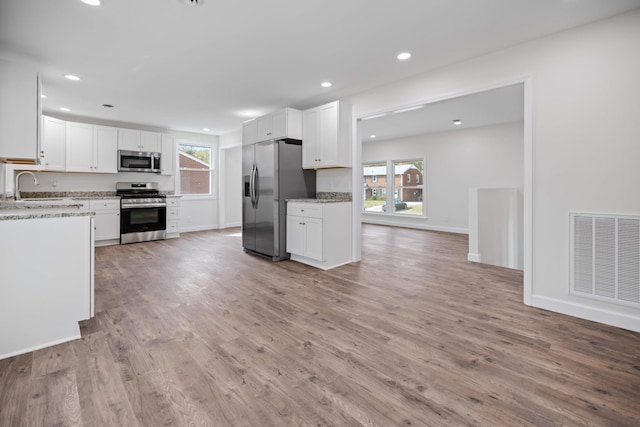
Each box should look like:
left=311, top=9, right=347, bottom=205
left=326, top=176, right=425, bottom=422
left=116, top=182, right=167, bottom=244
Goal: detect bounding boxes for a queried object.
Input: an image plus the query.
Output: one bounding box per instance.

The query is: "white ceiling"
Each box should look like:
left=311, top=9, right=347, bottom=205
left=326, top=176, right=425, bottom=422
left=1, top=0, right=639, bottom=135
left=360, top=83, right=524, bottom=143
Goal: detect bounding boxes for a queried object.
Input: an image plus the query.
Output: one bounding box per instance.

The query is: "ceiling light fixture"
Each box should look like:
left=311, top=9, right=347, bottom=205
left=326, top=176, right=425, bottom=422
left=393, top=105, right=423, bottom=114
left=64, top=74, right=81, bottom=81
left=59, top=107, right=71, bottom=112
left=397, top=52, right=412, bottom=60
left=81, top=0, right=102, bottom=5
left=203, top=128, right=210, bottom=132
left=370, top=135, right=377, bottom=139
left=362, top=113, right=388, bottom=121
left=321, top=82, right=332, bottom=88
left=179, top=0, right=204, bottom=6
left=453, top=119, right=462, bottom=125
left=102, top=104, right=114, bottom=108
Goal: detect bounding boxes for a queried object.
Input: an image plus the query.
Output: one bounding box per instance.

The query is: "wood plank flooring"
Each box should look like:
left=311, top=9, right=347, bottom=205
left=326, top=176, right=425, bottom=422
left=1, top=224, right=640, bottom=426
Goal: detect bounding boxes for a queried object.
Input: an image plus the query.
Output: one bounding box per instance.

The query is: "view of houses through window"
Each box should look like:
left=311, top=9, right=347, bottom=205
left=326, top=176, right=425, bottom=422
left=179, top=143, right=213, bottom=195
left=363, top=159, right=424, bottom=216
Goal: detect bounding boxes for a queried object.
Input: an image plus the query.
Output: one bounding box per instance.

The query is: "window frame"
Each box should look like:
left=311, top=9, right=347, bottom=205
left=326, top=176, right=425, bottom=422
left=362, top=158, right=426, bottom=218
left=176, top=140, right=217, bottom=199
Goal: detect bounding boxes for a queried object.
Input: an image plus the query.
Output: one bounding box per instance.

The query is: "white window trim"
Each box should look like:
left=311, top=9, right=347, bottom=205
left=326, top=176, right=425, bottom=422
left=176, top=140, right=217, bottom=199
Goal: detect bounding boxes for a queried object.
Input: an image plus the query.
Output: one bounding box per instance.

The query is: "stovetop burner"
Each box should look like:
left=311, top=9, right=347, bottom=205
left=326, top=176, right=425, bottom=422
left=116, top=182, right=164, bottom=198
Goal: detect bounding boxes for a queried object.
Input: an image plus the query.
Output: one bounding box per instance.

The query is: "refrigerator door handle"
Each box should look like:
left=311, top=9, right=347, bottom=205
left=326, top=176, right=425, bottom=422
left=250, top=164, right=256, bottom=208
left=254, top=164, right=260, bottom=207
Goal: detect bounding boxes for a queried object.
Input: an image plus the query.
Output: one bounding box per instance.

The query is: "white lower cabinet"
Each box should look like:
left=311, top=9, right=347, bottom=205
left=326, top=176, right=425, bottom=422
left=166, top=196, right=180, bottom=238
left=286, top=201, right=352, bottom=270
left=89, top=199, right=120, bottom=245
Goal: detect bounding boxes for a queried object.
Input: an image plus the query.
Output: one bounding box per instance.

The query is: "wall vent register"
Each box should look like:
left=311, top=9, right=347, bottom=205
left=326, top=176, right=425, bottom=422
left=570, top=213, right=640, bottom=307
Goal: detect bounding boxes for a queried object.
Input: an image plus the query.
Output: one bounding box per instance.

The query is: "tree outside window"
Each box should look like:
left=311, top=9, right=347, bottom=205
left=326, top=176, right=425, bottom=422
left=179, top=144, right=213, bottom=195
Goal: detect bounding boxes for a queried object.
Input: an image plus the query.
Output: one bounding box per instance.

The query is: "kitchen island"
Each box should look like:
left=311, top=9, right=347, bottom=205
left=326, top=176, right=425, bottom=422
left=0, top=200, right=94, bottom=359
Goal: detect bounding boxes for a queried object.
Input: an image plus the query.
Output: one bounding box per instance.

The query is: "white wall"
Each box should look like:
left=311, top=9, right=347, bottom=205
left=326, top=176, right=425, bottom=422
left=362, top=121, right=524, bottom=233
left=218, top=128, right=242, bottom=228
left=342, top=9, right=640, bottom=330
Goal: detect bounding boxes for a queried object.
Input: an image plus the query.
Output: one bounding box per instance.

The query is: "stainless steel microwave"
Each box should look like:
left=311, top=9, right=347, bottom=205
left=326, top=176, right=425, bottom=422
left=118, top=150, right=161, bottom=173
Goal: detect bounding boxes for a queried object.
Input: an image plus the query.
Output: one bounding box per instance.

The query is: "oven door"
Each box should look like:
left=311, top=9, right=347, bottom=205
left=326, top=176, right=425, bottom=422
left=120, top=205, right=167, bottom=235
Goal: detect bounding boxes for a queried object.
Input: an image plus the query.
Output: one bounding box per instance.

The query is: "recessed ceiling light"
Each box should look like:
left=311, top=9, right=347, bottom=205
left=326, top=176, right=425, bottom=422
left=59, top=107, right=71, bottom=112
left=40, top=94, right=47, bottom=99
left=393, top=105, right=423, bottom=114
left=238, top=110, right=258, bottom=118
left=453, top=119, right=462, bottom=125
left=370, top=135, right=377, bottom=139
left=321, top=82, right=332, bottom=88
left=203, top=128, right=210, bottom=132
left=64, top=74, right=81, bottom=81
left=81, top=0, right=102, bottom=5
left=397, top=52, right=412, bottom=60
left=179, top=0, right=204, bottom=6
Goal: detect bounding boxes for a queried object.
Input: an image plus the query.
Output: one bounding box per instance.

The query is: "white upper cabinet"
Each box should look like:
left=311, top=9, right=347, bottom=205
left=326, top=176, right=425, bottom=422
left=40, top=116, right=66, bottom=171
left=66, top=122, right=94, bottom=173
left=254, top=108, right=302, bottom=142
left=66, top=122, right=117, bottom=173
left=140, top=131, right=161, bottom=152
left=0, top=58, right=41, bottom=161
left=93, top=126, right=118, bottom=173
left=242, top=120, right=257, bottom=145
left=160, top=133, right=176, bottom=176
left=302, top=100, right=351, bottom=169
left=118, top=128, right=161, bottom=152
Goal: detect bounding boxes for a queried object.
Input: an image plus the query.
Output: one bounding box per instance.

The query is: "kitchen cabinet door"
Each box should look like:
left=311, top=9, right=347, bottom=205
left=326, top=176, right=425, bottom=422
left=118, top=128, right=141, bottom=151
left=161, top=133, right=176, bottom=175
left=140, top=131, right=161, bottom=152
left=66, top=122, right=94, bottom=172
left=40, top=116, right=66, bottom=171
left=242, top=120, right=257, bottom=145
left=286, top=215, right=306, bottom=256
left=256, top=114, right=274, bottom=141
left=303, top=217, right=323, bottom=261
left=302, top=101, right=351, bottom=169
left=93, top=125, right=118, bottom=173
left=0, top=58, right=40, bottom=161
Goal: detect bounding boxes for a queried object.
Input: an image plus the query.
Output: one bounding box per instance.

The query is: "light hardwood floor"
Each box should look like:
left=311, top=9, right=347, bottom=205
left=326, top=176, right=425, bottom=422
left=1, top=225, right=639, bottom=426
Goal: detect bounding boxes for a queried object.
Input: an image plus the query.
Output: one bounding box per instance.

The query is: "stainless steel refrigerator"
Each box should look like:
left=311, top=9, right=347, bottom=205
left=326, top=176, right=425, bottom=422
left=242, top=139, right=316, bottom=261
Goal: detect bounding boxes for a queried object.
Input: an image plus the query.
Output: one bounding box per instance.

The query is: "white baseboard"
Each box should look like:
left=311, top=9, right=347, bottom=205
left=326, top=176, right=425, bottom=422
left=467, top=253, right=481, bottom=263
left=362, top=216, right=468, bottom=234
left=221, top=222, right=241, bottom=229
left=531, top=294, right=640, bottom=333
left=179, top=224, right=220, bottom=233
left=0, top=331, right=81, bottom=361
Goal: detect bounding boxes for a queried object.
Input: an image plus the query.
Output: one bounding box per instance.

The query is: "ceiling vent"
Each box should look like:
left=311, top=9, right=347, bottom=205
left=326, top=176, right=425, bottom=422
left=179, top=0, right=204, bottom=6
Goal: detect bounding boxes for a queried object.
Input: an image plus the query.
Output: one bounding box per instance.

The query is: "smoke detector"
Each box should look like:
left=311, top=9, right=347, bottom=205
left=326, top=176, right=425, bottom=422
left=179, top=0, right=204, bottom=6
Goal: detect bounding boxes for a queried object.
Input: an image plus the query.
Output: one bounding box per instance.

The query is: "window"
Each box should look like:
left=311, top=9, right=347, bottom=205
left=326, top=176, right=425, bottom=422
left=392, top=160, right=424, bottom=216
left=362, top=162, right=386, bottom=212
left=363, top=159, right=425, bottom=216
left=178, top=143, right=213, bottom=195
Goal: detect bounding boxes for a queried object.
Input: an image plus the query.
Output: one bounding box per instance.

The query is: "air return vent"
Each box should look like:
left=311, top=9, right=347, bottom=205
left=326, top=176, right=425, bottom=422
left=570, top=213, right=640, bottom=307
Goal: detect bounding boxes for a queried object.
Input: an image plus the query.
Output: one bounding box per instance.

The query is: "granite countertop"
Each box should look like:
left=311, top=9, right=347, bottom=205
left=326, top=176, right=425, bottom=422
left=286, top=198, right=352, bottom=204
left=287, top=191, right=352, bottom=204
left=0, top=199, right=92, bottom=221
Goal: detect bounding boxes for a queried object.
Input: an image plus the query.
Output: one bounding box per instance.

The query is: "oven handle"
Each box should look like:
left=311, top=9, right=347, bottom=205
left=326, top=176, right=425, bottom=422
left=121, top=203, right=167, bottom=209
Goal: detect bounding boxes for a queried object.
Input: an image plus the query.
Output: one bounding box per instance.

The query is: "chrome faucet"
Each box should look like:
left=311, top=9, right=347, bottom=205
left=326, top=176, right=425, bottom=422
left=14, top=171, right=39, bottom=200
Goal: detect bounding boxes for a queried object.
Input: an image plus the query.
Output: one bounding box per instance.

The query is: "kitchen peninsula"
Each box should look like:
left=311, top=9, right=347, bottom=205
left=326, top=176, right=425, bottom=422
left=0, top=200, right=94, bottom=359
